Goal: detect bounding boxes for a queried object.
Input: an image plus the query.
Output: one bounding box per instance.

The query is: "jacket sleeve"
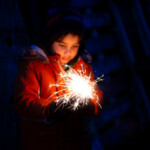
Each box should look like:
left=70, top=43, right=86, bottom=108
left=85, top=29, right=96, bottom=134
left=13, top=60, right=48, bottom=120
left=88, top=65, right=103, bottom=115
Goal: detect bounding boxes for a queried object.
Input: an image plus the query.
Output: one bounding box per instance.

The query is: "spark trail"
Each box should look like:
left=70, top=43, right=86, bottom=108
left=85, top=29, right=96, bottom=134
left=45, top=65, right=104, bottom=111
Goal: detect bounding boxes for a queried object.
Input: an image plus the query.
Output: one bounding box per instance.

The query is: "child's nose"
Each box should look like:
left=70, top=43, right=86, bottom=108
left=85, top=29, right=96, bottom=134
left=64, top=47, right=71, bottom=54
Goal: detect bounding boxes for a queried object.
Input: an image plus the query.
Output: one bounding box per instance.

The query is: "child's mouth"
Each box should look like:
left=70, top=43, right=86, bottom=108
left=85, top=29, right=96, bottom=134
left=62, top=57, right=70, bottom=61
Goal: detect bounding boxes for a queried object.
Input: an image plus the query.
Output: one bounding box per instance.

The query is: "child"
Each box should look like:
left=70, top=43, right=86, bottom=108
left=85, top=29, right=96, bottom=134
left=14, top=7, right=103, bottom=150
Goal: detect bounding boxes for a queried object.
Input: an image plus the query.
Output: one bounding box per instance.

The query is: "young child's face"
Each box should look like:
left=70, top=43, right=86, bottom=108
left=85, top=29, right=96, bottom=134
left=51, top=33, right=80, bottom=64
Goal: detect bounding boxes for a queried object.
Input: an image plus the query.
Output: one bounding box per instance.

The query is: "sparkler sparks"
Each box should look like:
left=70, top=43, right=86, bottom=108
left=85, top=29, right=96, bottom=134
left=46, top=65, right=104, bottom=111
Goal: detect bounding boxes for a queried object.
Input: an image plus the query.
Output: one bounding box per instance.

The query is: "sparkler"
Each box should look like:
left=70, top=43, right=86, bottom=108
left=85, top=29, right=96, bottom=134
left=46, top=64, right=104, bottom=111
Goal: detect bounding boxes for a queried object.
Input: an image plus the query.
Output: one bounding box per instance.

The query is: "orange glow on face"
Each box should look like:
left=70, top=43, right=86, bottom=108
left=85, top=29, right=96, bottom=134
left=51, top=34, right=80, bottom=64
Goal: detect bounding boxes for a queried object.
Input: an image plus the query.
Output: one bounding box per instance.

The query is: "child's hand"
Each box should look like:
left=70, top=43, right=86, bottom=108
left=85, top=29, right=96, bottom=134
left=45, top=101, right=70, bottom=121
left=66, top=99, right=95, bottom=117
left=76, top=100, right=95, bottom=117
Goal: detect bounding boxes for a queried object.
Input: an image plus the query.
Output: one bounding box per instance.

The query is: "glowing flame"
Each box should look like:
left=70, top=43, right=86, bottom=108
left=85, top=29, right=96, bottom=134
left=68, top=73, right=93, bottom=99
left=45, top=65, right=104, bottom=111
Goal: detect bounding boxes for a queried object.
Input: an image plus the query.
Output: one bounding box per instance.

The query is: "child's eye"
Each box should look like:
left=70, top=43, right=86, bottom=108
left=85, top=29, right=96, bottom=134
left=73, top=45, right=79, bottom=48
left=58, top=44, right=65, bottom=47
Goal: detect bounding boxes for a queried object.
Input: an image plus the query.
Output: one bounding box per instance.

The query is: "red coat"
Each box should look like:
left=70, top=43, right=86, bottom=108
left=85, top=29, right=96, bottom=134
left=14, top=54, right=103, bottom=150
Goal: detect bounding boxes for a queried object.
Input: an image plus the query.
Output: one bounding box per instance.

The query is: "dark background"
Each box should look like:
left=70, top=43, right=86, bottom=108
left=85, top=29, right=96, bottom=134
left=0, top=0, right=150, bottom=149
